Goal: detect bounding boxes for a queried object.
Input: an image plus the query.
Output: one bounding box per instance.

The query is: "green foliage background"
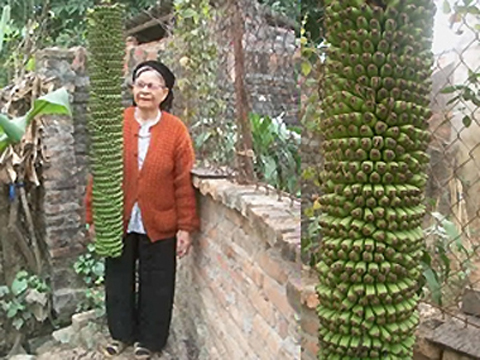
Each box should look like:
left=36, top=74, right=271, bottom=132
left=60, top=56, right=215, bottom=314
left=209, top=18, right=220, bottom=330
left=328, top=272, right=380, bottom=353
left=0, top=0, right=157, bottom=86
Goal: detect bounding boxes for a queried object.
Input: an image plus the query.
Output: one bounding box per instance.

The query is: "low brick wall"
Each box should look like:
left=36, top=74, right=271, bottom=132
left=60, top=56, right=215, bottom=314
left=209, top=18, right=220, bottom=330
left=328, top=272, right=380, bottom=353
left=172, top=176, right=301, bottom=359
left=300, top=268, right=320, bottom=360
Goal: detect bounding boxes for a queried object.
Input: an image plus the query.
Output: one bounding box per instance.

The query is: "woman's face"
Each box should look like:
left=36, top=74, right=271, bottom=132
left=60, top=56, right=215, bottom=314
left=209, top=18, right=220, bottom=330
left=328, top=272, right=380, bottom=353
left=132, top=69, right=169, bottom=111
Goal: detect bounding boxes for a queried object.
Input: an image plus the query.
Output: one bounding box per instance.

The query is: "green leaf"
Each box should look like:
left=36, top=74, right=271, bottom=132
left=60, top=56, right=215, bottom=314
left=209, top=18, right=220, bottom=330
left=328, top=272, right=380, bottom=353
left=195, top=132, right=211, bottom=147
left=301, top=61, right=312, bottom=76
left=467, top=69, right=480, bottom=83
left=25, top=57, right=35, bottom=72
left=11, top=278, right=28, bottom=296
left=446, top=94, right=461, bottom=105
left=0, top=285, right=9, bottom=297
left=441, top=85, right=463, bottom=94
left=462, top=115, right=472, bottom=128
left=0, top=88, right=71, bottom=144
left=471, top=96, right=480, bottom=107
left=0, top=5, right=10, bottom=53
left=423, top=268, right=442, bottom=305
left=16, top=270, right=29, bottom=280
left=25, top=87, right=72, bottom=123
left=443, top=218, right=461, bottom=243
left=264, top=156, right=278, bottom=182
left=443, top=0, right=452, bottom=14
left=92, top=262, right=105, bottom=277
left=0, top=114, right=24, bottom=144
left=87, top=243, right=95, bottom=253
left=181, top=8, right=197, bottom=19
left=6, top=302, right=19, bottom=318
left=12, top=317, right=24, bottom=330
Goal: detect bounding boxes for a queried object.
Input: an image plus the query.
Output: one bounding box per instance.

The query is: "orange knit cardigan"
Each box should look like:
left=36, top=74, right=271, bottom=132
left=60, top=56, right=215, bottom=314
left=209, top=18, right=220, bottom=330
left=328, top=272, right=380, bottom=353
left=85, top=107, right=200, bottom=241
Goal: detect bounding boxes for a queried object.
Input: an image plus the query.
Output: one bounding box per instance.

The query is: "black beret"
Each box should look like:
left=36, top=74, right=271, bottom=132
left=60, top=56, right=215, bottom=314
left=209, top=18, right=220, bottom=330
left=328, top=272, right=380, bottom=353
left=132, top=60, right=175, bottom=90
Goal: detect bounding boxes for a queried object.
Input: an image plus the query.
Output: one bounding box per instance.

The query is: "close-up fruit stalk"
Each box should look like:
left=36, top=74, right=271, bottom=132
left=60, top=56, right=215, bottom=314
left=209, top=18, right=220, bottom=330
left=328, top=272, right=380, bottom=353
left=86, top=3, right=125, bottom=258
left=316, top=0, right=436, bottom=358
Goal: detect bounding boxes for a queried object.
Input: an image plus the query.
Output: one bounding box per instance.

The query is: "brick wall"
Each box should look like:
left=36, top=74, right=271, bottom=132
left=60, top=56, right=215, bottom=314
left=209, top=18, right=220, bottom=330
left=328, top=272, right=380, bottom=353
left=172, top=177, right=301, bottom=359
left=213, top=0, right=298, bottom=126
left=123, top=2, right=298, bottom=126
left=300, top=269, right=320, bottom=360
left=35, top=47, right=90, bottom=320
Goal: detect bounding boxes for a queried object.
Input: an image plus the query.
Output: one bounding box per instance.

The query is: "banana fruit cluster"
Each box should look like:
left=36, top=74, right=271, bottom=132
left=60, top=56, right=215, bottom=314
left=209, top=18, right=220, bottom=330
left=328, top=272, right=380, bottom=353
left=316, top=1, right=436, bottom=358
left=87, top=4, right=125, bottom=258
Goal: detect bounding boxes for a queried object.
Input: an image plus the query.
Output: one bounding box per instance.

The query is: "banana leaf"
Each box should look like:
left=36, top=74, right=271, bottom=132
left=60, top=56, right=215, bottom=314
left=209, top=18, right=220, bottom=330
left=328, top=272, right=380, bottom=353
left=0, top=87, right=71, bottom=151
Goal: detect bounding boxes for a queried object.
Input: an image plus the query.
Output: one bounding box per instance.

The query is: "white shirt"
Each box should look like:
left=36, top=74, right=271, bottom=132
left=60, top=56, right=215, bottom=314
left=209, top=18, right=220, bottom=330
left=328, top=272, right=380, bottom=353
left=126, top=109, right=162, bottom=234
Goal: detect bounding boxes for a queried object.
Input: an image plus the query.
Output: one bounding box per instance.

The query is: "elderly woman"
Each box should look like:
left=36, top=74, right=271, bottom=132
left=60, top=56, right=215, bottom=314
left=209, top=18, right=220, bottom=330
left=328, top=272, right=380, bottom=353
left=85, top=60, right=199, bottom=359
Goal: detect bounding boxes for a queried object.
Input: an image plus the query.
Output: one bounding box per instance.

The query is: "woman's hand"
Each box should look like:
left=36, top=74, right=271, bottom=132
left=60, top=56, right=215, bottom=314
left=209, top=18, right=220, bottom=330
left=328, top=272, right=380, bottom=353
left=176, top=230, right=192, bottom=258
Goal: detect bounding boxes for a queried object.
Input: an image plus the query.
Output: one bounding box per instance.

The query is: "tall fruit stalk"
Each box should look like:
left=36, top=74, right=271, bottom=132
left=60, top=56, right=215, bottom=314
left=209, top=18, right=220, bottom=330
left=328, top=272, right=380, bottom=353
left=86, top=3, right=125, bottom=258
left=316, top=1, right=435, bottom=359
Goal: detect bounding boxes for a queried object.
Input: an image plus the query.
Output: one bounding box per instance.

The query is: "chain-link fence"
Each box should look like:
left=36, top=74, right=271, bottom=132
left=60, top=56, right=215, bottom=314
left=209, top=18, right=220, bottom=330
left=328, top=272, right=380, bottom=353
left=125, top=0, right=301, bottom=198
left=420, top=1, right=480, bottom=316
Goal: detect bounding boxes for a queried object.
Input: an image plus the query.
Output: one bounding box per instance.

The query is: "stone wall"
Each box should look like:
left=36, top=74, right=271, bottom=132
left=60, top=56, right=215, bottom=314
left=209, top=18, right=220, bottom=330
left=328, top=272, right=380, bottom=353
left=35, top=47, right=90, bottom=319
left=173, top=176, right=301, bottom=359
left=413, top=303, right=480, bottom=360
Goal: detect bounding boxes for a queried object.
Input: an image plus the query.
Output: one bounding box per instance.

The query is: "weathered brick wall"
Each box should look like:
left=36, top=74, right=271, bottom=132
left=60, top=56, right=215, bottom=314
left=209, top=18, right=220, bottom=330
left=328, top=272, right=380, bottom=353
left=35, top=47, right=90, bottom=319
left=214, top=0, right=298, bottom=126
left=173, top=177, right=301, bottom=359
left=123, top=3, right=298, bottom=126
left=413, top=302, right=480, bottom=360
left=301, top=269, right=320, bottom=360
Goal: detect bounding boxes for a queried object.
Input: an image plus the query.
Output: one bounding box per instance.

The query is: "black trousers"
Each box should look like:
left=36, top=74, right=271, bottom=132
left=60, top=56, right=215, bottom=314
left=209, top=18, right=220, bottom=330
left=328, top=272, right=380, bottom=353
left=104, top=232, right=177, bottom=352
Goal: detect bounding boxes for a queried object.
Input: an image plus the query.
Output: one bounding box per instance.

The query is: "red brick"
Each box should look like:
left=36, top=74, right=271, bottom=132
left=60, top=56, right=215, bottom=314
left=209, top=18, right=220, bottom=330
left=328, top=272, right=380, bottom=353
left=195, top=234, right=211, bottom=250
left=281, top=337, right=300, bottom=359
left=227, top=297, right=255, bottom=334
left=232, top=227, right=264, bottom=257
left=223, top=243, right=235, bottom=260
left=278, top=316, right=289, bottom=339
left=263, top=276, right=294, bottom=319
left=301, top=347, right=317, bottom=360
left=223, top=205, right=248, bottom=227
left=199, top=282, right=256, bottom=359
left=301, top=333, right=320, bottom=359
left=301, top=313, right=319, bottom=337
left=252, top=313, right=282, bottom=356
left=205, top=276, right=229, bottom=308
left=206, top=225, right=219, bottom=239
left=301, top=271, right=320, bottom=310
left=247, top=283, right=276, bottom=326
left=230, top=266, right=247, bottom=287
left=243, top=258, right=265, bottom=288
left=246, top=325, right=272, bottom=360
left=217, top=217, right=237, bottom=239
left=215, top=250, right=230, bottom=274
left=257, top=249, right=289, bottom=284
